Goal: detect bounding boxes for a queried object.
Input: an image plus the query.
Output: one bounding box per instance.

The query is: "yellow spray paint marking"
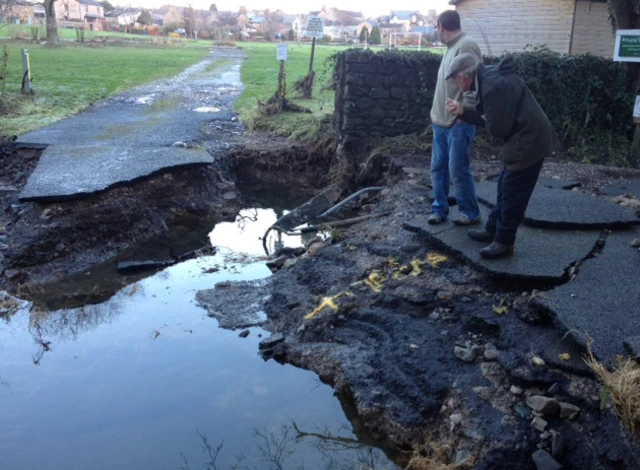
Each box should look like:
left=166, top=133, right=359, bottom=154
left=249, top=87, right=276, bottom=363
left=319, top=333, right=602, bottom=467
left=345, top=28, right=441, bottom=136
left=492, top=305, right=508, bottom=315
left=387, top=256, right=400, bottom=269
left=304, top=292, right=353, bottom=320
left=410, top=259, right=425, bottom=276
left=364, top=271, right=386, bottom=293
left=426, top=252, right=448, bottom=268
left=559, top=353, right=571, bottom=361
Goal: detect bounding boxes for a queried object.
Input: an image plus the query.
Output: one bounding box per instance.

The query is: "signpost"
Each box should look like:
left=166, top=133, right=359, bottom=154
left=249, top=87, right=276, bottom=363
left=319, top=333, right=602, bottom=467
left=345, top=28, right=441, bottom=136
left=614, top=30, right=640, bottom=148
left=21, top=49, right=32, bottom=94
left=275, top=41, right=288, bottom=111
left=304, top=15, right=325, bottom=73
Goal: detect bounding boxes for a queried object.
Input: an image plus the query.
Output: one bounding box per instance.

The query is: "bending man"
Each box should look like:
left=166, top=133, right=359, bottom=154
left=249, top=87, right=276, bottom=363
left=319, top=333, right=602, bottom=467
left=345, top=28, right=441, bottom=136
left=445, top=53, right=556, bottom=259
left=428, top=10, right=482, bottom=226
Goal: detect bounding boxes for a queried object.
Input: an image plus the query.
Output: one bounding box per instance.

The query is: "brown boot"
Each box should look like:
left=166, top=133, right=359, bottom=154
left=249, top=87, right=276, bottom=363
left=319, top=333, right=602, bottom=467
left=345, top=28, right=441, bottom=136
left=480, top=242, right=514, bottom=259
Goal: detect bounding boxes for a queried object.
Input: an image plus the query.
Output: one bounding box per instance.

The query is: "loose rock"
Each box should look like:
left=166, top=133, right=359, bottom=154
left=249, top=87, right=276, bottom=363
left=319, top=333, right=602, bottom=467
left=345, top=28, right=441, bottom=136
left=454, top=346, right=476, bottom=363
left=531, top=416, right=548, bottom=432
left=531, top=449, right=562, bottom=470
left=526, top=396, right=560, bottom=416
left=259, top=333, right=285, bottom=350
left=484, top=349, right=499, bottom=361
left=550, top=430, right=565, bottom=458
left=558, top=402, right=580, bottom=420
left=449, top=413, right=463, bottom=426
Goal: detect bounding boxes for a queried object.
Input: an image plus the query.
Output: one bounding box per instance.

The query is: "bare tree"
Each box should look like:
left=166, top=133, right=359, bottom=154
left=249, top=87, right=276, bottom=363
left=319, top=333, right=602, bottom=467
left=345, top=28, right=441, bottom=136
left=42, top=0, right=58, bottom=44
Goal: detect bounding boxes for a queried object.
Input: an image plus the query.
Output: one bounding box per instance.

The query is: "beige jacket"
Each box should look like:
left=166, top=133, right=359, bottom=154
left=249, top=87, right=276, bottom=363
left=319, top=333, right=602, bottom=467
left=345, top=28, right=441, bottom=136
left=430, top=32, right=482, bottom=128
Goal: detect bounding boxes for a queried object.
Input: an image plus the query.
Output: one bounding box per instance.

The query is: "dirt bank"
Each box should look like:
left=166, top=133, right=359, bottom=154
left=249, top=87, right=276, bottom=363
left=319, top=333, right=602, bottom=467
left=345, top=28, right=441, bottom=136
left=4, top=127, right=640, bottom=469
left=233, top=152, right=640, bottom=469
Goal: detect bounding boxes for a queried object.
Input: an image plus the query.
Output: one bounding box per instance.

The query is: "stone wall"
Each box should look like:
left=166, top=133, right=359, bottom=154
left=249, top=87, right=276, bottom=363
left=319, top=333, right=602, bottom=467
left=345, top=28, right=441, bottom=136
left=334, top=49, right=442, bottom=155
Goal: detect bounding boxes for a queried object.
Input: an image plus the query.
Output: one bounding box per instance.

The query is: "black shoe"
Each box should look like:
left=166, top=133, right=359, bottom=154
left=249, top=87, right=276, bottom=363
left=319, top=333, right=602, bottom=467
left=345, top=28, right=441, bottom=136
left=468, top=229, right=494, bottom=242
left=480, top=242, right=514, bottom=259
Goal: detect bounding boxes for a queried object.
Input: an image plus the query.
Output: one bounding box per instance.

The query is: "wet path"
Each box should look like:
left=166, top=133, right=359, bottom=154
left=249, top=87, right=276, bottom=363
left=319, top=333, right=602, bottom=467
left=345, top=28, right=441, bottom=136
left=0, top=189, right=398, bottom=469
left=18, top=47, right=244, bottom=202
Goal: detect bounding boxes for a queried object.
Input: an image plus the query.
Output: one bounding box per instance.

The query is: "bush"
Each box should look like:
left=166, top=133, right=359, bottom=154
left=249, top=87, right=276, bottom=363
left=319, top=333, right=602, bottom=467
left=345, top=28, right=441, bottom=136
left=336, top=48, right=638, bottom=166
left=494, top=48, right=636, bottom=165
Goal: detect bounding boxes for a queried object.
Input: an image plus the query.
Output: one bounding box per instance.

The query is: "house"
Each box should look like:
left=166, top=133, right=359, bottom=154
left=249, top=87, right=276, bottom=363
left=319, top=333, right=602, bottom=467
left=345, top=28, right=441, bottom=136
left=104, top=8, right=140, bottom=26
left=312, top=7, right=364, bottom=25
left=3, top=1, right=37, bottom=25
left=449, top=0, right=614, bottom=57
left=378, top=22, right=408, bottom=43
left=389, top=11, right=418, bottom=29
left=56, top=0, right=104, bottom=29
left=153, top=5, right=182, bottom=26
left=248, top=15, right=267, bottom=32
left=324, top=19, right=360, bottom=41
left=281, top=15, right=304, bottom=38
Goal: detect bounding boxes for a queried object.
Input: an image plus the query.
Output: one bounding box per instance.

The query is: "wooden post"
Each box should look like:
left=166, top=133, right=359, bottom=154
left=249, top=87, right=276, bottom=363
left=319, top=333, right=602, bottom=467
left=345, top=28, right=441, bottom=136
left=277, top=59, right=286, bottom=112
left=21, top=49, right=32, bottom=94
left=309, top=37, right=316, bottom=73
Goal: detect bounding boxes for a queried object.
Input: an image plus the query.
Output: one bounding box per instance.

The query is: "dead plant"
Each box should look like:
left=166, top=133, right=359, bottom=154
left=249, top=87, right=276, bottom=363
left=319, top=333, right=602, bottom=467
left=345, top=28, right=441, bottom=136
left=405, top=440, right=474, bottom=470
left=585, top=337, right=640, bottom=440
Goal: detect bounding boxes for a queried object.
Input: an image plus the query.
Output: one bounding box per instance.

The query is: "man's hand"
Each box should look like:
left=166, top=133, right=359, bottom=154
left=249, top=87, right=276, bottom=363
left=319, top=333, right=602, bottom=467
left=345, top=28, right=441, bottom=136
left=446, top=98, right=463, bottom=116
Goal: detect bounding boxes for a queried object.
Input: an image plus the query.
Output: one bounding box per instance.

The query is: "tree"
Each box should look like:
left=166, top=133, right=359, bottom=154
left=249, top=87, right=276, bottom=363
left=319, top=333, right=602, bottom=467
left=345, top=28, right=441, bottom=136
left=288, top=28, right=294, bottom=41
left=137, top=8, right=152, bottom=26
left=369, top=26, right=381, bottom=45
left=98, top=0, right=114, bottom=12
left=359, top=26, right=369, bottom=43
left=209, top=3, right=217, bottom=11
left=43, top=0, right=58, bottom=45
left=182, top=5, right=202, bottom=39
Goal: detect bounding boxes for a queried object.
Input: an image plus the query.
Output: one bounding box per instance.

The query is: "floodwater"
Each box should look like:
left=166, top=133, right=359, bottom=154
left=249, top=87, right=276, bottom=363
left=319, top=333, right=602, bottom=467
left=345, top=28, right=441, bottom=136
left=0, top=187, right=399, bottom=470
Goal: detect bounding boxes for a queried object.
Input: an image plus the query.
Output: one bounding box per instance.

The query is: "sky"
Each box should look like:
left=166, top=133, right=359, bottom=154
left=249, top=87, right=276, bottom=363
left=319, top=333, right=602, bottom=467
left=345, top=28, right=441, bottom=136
left=127, top=0, right=453, bottom=18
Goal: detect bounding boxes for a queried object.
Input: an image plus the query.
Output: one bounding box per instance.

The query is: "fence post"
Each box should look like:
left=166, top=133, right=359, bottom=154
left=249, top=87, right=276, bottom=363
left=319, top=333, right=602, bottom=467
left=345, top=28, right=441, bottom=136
left=21, top=49, right=32, bottom=94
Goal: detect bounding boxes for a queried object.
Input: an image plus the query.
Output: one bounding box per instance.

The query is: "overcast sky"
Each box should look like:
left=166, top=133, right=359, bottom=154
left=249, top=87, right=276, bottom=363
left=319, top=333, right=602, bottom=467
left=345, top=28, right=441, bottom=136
left=128, top=0, right=453, bottom=17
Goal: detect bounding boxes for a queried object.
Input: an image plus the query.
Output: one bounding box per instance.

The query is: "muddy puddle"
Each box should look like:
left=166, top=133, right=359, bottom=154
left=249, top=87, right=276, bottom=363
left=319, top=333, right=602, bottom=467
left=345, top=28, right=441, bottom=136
left=0, top=185, right=399, bottom=470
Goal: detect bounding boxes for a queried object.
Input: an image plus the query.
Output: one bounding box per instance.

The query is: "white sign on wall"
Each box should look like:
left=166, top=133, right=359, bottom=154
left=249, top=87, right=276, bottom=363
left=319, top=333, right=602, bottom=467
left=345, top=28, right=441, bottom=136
left=634, top=96, right=640, bottom=119
left=277, top=42, right=288, bottom=61
left=304, top=16, right=325, bottom=39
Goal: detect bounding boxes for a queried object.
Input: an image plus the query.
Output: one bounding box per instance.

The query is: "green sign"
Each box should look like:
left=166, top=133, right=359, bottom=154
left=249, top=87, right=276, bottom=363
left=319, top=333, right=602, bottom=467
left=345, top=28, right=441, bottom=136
left=619, top=35, right=640, bottom=57
left=615, top=30, right=640, bottom=62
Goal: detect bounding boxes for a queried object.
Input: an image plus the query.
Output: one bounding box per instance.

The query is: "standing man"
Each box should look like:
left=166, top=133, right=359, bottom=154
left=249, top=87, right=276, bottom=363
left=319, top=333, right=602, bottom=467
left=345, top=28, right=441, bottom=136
left=428, top=10, right=482, bottom=226
left=445, top=53, right=556, bottom=259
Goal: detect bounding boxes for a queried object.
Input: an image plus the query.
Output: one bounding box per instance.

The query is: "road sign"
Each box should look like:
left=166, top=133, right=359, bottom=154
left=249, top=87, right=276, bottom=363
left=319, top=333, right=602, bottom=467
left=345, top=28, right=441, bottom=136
left=614, top=30, right=640, bottom=62
left=304, top=16, right=325, bottom=39
left=277, top=42, right=288, bottom=61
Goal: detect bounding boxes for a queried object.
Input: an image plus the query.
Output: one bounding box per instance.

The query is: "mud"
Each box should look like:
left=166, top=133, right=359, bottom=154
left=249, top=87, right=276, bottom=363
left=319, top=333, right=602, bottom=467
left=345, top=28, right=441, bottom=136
left=198, top=154, right=640, bottom=469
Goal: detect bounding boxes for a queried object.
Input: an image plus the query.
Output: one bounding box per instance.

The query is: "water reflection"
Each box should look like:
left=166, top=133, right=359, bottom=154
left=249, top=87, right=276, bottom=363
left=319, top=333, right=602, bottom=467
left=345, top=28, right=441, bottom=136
left=180, top=421, right=398, bottom=470
left=0, top=192, right=399, bottom=470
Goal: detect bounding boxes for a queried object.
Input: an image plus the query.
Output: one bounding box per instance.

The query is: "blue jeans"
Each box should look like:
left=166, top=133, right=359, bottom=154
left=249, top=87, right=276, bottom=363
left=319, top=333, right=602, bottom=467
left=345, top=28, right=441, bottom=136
left=430, top=122, right=480, bottom=220
left=486, top=159, right=544, bottom=246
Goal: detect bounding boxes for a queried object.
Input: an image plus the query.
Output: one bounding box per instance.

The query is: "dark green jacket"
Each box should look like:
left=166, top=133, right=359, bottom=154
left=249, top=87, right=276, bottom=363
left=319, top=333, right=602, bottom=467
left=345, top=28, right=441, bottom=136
left=461, top=57, right=556, bottom=170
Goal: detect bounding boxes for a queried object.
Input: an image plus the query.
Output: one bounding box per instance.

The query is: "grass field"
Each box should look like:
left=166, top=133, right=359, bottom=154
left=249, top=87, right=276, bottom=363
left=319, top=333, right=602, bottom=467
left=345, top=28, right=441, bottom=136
left=0, top=33, right=438, bottom=139
left=234, top=42, right=344, bottom=140
left=0, top=42, right=210, bottom=136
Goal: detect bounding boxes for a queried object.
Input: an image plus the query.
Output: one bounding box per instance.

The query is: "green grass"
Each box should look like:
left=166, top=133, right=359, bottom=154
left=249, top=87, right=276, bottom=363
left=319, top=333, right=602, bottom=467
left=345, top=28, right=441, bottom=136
left=235, top=42, right=344, bottom=140
left=0, top=42, right=209, bottom=136
left=234, top=42, right=442, bottom=142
